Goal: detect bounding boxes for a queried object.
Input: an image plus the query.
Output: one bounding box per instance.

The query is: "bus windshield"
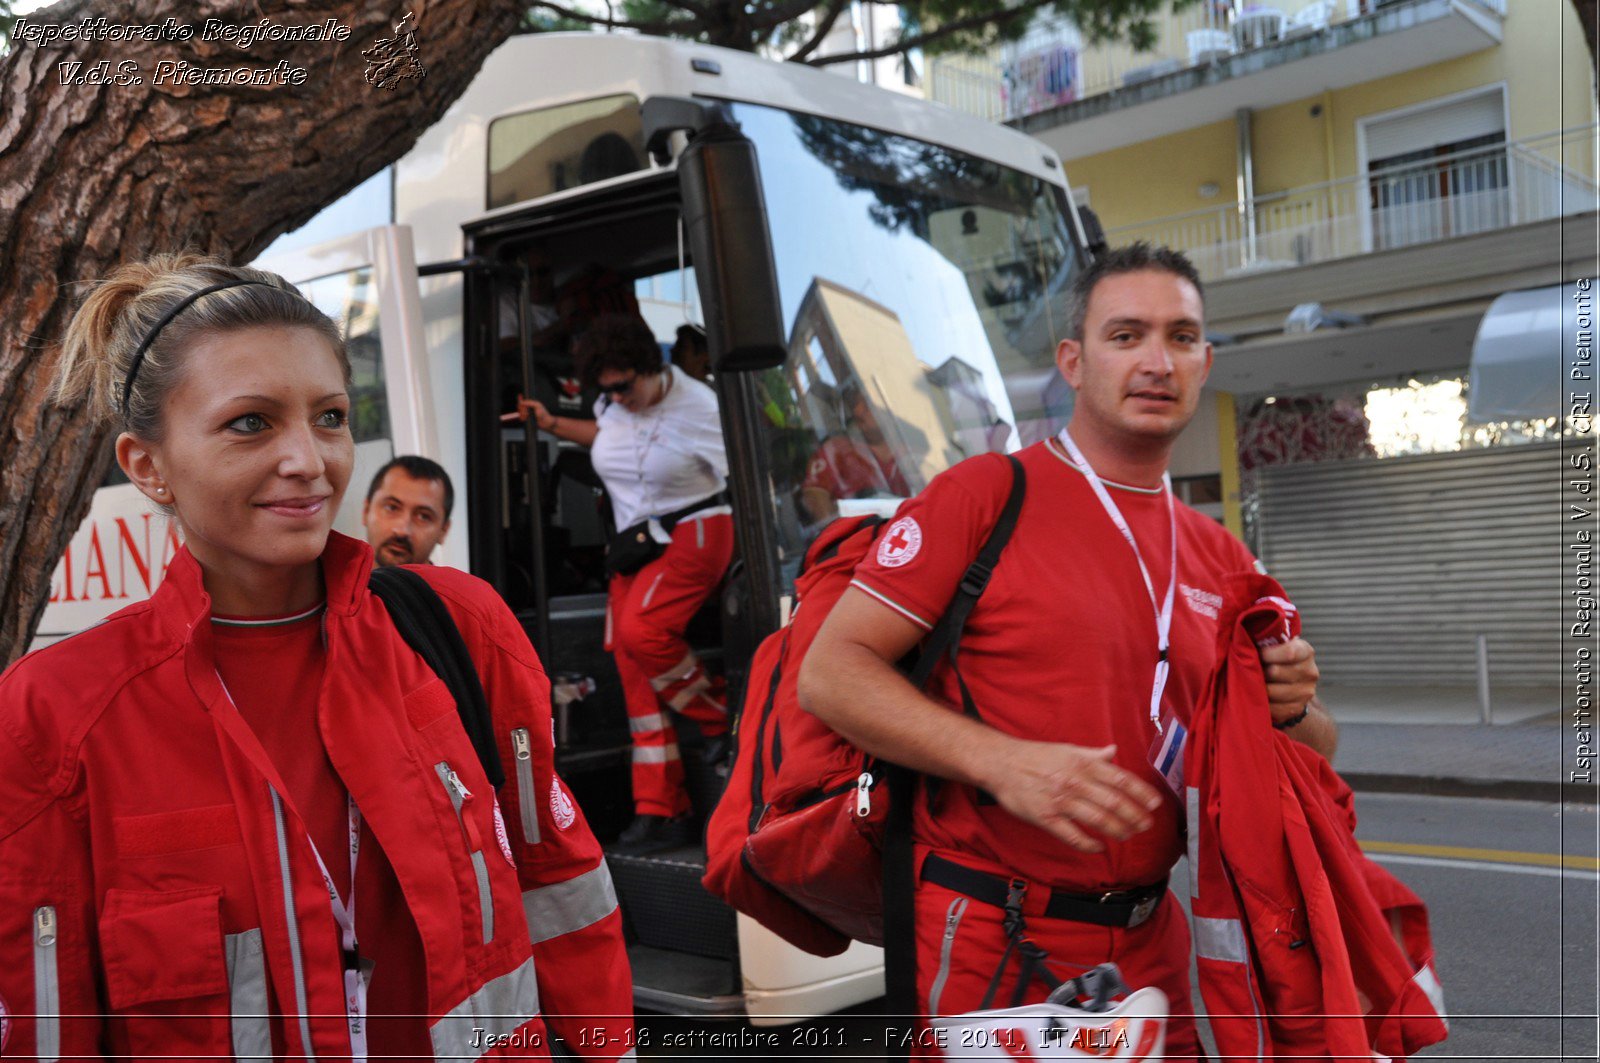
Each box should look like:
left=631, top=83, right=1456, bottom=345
left=727, top=102, right=1085, bottom=577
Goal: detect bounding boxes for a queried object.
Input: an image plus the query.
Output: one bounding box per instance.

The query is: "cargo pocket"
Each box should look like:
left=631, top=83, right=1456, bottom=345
left=99, top=887, right=232, bottom=1056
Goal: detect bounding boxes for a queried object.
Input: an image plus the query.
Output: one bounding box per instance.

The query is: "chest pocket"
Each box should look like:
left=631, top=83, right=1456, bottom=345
left=99, top=887, right=247, bottom=1056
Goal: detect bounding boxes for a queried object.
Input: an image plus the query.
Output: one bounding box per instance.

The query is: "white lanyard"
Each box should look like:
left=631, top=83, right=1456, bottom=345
left=309, top=795, right=368, bottom=1061
left=1058, top=429, right=1177, bottom=730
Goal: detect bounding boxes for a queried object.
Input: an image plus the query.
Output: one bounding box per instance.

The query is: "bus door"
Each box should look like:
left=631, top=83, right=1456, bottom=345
left=457, top=174, right=733, bottom=816
left=35, top=225, right=435, bottom=650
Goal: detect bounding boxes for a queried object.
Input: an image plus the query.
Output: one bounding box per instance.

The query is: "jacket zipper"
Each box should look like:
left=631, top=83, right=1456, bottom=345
left=785, top=766, right=881, bottom=816
left=33, top=906, right=59, bottom=1062
left=436, top=762, right=494, bottom=944
left=926, top=896, right=969, bottom=1017
left=510, top=728, right=540, bottom=845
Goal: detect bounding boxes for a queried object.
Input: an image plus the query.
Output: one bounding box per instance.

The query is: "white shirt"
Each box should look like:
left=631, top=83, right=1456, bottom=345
left=590, top=365, right=729, bottom=530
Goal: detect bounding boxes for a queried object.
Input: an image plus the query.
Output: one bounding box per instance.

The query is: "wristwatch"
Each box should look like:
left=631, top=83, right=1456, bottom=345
left=1273, top=701, right=1312, bottom=730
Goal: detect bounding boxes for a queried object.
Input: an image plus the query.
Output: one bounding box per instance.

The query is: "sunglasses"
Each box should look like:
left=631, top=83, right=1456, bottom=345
left=597, top=375, right=638, bottom=397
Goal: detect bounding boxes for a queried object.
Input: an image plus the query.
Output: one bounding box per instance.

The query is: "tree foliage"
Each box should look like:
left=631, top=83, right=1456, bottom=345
left=520, top=0, right=1199, bottom=63
left=516, top=0, right=1597, bottom=79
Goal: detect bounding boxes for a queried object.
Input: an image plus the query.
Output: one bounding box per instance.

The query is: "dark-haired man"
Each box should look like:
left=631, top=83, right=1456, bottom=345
left=671, top=323, right=712, bottom=384
left=799, top=243, right=1333, bottom=1053
left=362, top=455, right=454, bottom=567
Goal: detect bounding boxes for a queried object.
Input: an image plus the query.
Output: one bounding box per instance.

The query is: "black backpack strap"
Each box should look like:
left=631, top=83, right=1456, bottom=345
left=884, top=455, right=1027, bottom=1038
left=369, top=566, right=507, bottom=790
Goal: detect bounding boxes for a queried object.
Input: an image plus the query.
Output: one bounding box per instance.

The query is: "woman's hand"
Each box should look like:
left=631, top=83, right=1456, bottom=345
left=501, top=395, right=555, bottom=431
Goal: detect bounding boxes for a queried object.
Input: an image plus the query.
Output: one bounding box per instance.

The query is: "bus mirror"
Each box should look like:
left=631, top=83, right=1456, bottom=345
left=677, top=121, right=787, bottom=373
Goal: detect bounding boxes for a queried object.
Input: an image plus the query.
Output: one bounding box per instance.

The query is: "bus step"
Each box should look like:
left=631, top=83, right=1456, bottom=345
left=628, top=943, right=743, bottom=1016
left=608, top=845, right=737, bottom=961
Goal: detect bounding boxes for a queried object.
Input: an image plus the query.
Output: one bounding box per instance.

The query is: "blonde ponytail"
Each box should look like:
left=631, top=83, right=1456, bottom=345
left=53, top=253, right=347, bottom=440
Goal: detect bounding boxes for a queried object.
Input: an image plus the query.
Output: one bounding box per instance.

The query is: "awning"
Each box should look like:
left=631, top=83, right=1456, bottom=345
left=1468, top=282, right=1593, bottom=422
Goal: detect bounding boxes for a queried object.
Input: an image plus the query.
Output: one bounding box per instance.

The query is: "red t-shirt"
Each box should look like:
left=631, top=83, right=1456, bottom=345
left=213, top=608, right=428, bottom=1056
left=850, top=437, right=1259, bottom=892
left=803, top=434, right=911, bottom=500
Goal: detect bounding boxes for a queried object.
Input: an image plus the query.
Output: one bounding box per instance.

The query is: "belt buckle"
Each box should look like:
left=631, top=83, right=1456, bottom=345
left=1128, top=894, right=1158, bottom=928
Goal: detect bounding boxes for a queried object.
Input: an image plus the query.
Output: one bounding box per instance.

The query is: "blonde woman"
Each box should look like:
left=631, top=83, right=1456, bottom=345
left=0, top=255, right=633, bottom=1060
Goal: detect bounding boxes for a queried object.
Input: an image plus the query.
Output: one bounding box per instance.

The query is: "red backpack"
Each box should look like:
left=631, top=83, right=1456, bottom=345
left=703, top=457, right=1025, bottom=957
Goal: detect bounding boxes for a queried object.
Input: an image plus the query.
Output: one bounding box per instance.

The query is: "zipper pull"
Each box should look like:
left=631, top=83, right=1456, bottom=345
left=448, top=769, right=474, bottom=801
left=856, top=772, right=873, bottom=817
left=512, top=729, right=532, bottom=761
left=34, top=906, right=57, bottom=947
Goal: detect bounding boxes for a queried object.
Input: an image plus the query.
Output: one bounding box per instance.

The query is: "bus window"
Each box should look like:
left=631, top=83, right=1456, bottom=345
left=488, top=95, right=647, bottom=210
left=723, top=102, right=1084, bottom=584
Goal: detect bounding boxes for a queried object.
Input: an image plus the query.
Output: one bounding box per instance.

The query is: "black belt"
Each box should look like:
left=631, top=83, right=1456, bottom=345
left=921, top=853, right=1167, bottom=929
left=657, top=491, right=729, bottom=533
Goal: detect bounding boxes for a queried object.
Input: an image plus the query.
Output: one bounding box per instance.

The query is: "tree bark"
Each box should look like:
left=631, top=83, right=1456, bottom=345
left=0, top=0, right=522, bottom=663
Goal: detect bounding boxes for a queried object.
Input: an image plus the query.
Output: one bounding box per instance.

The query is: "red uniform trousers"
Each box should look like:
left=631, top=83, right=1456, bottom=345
left=606, top=512, right=734, bottom=816
left=915, top=850, right=1204, bottom=1061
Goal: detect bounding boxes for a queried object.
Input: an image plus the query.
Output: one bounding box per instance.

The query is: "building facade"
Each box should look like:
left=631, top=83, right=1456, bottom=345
left=930, top=0, right=1597, bottom=702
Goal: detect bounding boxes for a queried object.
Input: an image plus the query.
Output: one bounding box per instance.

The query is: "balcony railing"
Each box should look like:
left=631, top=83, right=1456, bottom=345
left=1100, top=125, right=1598, bottom=281
left=927, top=0, right=1507, bottom=124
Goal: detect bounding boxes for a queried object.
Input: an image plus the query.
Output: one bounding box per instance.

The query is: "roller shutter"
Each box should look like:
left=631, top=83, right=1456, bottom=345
left=1257, top=442, right=1562, bottom=687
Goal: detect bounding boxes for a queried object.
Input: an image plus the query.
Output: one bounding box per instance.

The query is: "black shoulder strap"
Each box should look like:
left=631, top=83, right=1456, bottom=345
left=884, top=455, right=1027, bottom=1034
left=909, top=455, right=1027, bottom=687
left=369, top=566, right=507, bottom=790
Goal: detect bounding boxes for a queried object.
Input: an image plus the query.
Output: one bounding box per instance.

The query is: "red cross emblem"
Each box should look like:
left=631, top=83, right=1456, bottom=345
left=876, top=516, right=922, bottom=568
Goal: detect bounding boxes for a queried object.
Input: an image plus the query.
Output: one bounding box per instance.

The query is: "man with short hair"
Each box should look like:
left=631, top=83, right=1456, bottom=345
left=671, top=323, right=712, bottom=384
left=362, top=455, right=454, bottom=567
left=798, top=243, right=1333, bottom=1055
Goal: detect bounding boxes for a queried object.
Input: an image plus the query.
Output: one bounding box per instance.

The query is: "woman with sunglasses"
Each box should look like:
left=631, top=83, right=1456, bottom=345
left=0, top=254, right=633, bottom=1059
left=516, top=313, right=731, bottom=855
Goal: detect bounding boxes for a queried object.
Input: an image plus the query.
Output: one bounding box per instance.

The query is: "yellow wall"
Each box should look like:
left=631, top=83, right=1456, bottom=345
left=1064, top=0, right=1598, bottom=221
left=1063, top=118, right=1237, bottom=231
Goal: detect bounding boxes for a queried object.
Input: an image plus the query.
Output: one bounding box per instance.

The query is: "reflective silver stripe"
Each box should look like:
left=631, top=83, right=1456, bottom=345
left=640, top=571, right=667, bottom=609
left=225, top=928, right=272, bottom=1061
left=649, top=653, right=697, bottom=691
left=523, top=863, right=620, bottom=944
left=695, top=520, right=705, bottom=549
left=271, top=787, right=318, bottom=1060
left=632, top=743, right=680, bottom=764
left=33, top=906, right=59, bottom=1063
left=667, top=675, right=712, bottom=711
left=512, top=728, right=540, bottom=845
left=927, top=896, right=968, bottom=1016
left=1193, top=915, right=1248, bottom=963
left=429, top=954, right=541, bottom=1061
left=628, top=712, right=668, bottom=735
left=471, top=851, right=494, bottom=944
left=1414, top=963, right=1449, bottom=1028
left=1186, top=786, right=1201, bottom=898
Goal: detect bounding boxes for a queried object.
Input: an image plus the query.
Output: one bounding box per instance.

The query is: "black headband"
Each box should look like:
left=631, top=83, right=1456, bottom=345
left=119, top=279, right=281, bottom=414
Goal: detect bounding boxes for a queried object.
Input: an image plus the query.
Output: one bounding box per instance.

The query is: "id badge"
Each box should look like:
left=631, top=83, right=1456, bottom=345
left=1146, top=710, right=1186, bottom=798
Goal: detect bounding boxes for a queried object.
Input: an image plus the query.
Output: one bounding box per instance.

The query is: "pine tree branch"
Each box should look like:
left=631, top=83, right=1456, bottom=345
left=747, top=0, right=835, bottom=34
left=804, top=0, right=1053, bottom=66
left=787, top=0, right=850, bottom=62
left=525, top=0, right=696, bottom=34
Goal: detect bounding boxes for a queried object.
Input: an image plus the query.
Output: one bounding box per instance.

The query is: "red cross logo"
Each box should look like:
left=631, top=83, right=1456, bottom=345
left=876, top=517, right=922, bottom=568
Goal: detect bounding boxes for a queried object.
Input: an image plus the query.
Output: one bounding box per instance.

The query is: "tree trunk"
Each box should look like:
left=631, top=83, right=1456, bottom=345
left=0, top=0, right=523, bottom=663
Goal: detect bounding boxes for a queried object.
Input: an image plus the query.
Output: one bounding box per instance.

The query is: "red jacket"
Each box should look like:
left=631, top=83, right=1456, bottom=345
left=1186, top=574, right=1448, bottom=1062
left=0, top=533, right=633, bottom=1060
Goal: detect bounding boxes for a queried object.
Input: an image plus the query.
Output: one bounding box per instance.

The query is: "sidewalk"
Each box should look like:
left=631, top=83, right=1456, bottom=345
left=1321, top=684, right=1593, bottom=804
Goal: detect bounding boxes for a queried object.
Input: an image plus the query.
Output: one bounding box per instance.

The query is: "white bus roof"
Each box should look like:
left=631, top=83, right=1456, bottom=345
left=397, top=32, right=1068, bottom=264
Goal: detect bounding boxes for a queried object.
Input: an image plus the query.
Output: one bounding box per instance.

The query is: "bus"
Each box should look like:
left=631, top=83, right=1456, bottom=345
left=38, top=30, right=1094, bottom=1022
